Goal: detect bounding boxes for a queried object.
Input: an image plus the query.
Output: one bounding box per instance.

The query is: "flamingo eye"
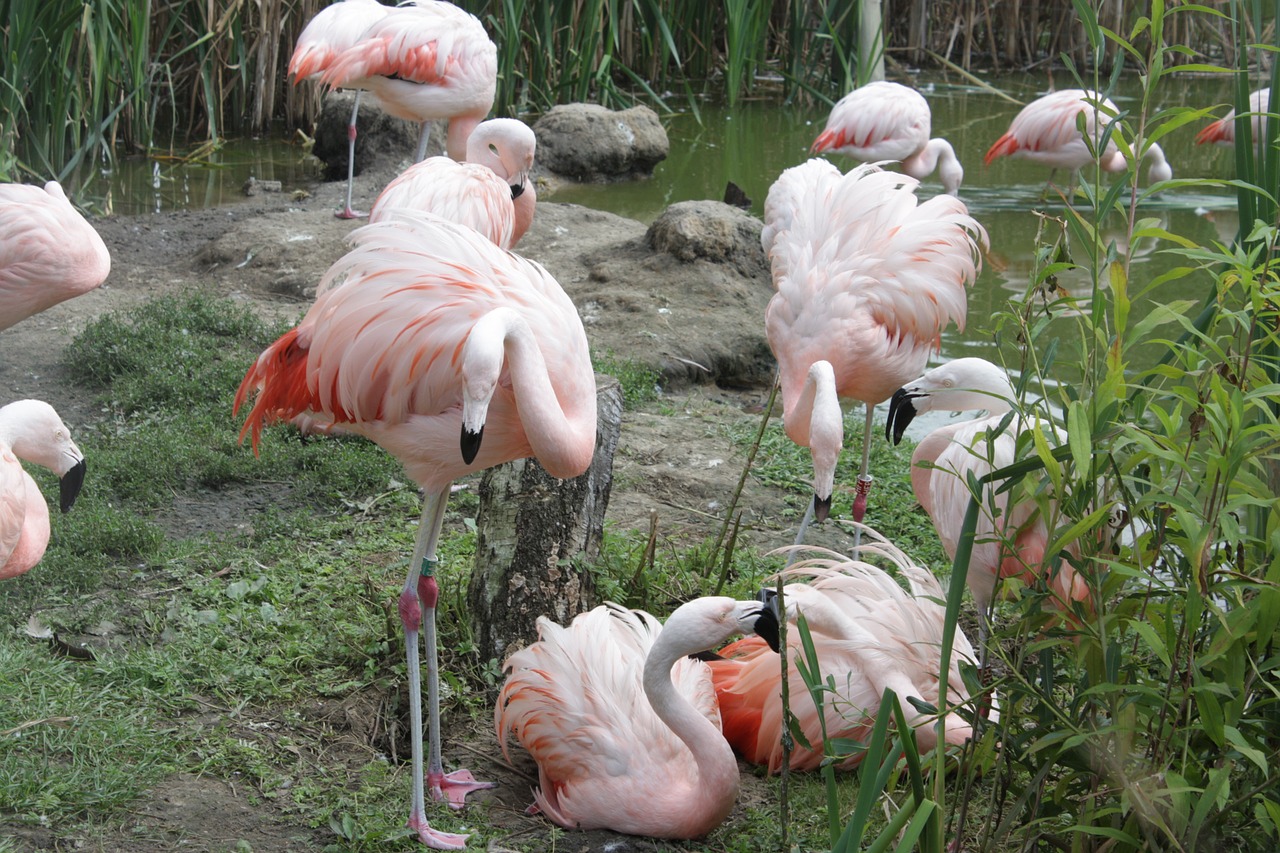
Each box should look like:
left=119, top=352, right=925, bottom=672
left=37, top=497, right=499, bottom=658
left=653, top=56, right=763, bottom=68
left=943, top=379, right=954, bottom=388
left=488, top=143, right=500, bottom=158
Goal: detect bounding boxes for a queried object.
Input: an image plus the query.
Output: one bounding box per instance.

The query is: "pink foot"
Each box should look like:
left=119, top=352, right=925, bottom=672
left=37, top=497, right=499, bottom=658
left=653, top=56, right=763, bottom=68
left=334, top=207, right=368, bottom=220
left=428, top=769, right=497, bottom=810
left=407, top=814, right=469, bottom=850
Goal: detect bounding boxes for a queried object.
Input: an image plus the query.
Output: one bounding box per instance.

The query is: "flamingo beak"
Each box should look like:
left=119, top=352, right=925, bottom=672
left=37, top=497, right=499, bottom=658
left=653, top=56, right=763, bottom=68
left=886, top=386, right=922, bottom=445
left=460, top=426, right=484, bottom=465
left=753, top=589, right=781, bottom=652
left=510, top=170, right=529, bottom=200
left=60, top=457, right=87, bottom=512
left=813, top=493, right=831, bottom=523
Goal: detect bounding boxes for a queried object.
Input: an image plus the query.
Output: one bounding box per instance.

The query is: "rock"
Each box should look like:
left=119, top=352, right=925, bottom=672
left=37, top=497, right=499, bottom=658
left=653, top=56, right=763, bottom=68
left=242, top=177, right=282, bottom=196
left=532, top=104, right=669, bottom=182
left=646, top=200, right=768, bottom=279
left=311, top=91, right=430, bottom=181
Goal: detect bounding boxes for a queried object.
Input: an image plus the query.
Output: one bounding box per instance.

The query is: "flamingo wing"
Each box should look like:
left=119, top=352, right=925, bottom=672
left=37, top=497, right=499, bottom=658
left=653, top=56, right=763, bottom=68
left=369, top=157, right=516, bottom=248
left=812, top=81, right=931, bottom=162
left=287, top=0, right=390, bottom=81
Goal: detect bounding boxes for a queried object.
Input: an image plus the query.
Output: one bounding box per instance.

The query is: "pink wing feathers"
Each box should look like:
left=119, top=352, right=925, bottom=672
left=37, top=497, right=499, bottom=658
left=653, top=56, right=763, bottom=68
left=811, top=81, right=932, bottom=162
left=287, top=0, right=390, bottom=82
left=369, top=158, right=516, bottom=247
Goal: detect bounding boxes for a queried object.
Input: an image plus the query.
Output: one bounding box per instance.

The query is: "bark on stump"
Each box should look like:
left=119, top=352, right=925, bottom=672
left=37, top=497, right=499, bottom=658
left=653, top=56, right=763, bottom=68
left=467, top=374, right=622, bottom=665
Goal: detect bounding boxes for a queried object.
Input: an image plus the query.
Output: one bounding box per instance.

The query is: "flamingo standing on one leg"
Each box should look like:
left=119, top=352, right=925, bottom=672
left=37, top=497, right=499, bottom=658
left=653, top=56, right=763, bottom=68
left=235, top=211, right=597, bottom=849
left=320, top=0, right=497, bottom=169
left=810, top=81, right=965, bottom=196
left=884, top=357, right=1088, bottom=649
left=708, top=531, right=990, bottom=773
left=1, top=400, right=87, bottom=580
left=370, top=117, right=538, bottom=248
left=288, top=0, right=393, bottom=219
left=494, top=596, right=780, bottom=838
left=761, top=160, right=985, bottom=545
left=1195, top=87, right=1274, bottom=150
left=984, top=88, right=1173, bottom=187
left=0, top=181, right=111, bottom=332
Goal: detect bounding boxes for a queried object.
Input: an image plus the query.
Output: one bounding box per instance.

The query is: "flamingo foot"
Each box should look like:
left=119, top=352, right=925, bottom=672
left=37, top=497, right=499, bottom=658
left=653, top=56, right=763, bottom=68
left=334, top=206, right=368, bottom=220
left=428, top=768, right=496, bottom=810
left=851, top=474, right=874, bottom=523
left=407, top=814, right=469, bottom=850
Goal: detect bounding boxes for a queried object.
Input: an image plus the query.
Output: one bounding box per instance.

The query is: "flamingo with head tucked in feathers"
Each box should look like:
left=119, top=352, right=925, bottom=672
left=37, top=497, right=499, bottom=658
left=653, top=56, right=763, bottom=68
left=236, top=210, right=597, bottom=849
left=495, top=596, right=780, bottom=839
left=811, top=81, right=965, bottom=196
left=761, top=160, right=985, bottom=546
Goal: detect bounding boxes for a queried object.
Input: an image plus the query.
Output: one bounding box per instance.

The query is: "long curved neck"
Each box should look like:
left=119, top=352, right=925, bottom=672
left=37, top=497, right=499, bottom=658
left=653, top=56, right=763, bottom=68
left=903, top=138, right=962, bottom=194
left=468, top=308, right=595, bottom=479
left=446, top=114, right=484, bottom=161
left=642, top=637, right=739, bottom=828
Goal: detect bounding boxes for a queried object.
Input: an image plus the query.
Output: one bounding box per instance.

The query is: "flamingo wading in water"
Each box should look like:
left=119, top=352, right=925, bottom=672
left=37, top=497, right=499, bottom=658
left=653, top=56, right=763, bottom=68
left=495, top=596, right=780, bottom=838
left=0, top=400, right=87, bottom=581
left=761, top=160, right=985, bottom=544
left=708, top=532, right=990, bottom=773
left=236, top=211, right=598, bottom=849
left=811, top=81, right=965, bottom=196
left=0, top=181, right=111, bottom=332
left=984, top=88, right=1173, bottom=188
left=885, top=357, right=1088, bottom=649
left=369, top=117, right=537, bottom=249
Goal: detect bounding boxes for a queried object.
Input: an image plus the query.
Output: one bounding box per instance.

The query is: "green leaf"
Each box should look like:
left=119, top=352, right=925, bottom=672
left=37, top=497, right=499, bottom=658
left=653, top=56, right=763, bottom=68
left=1066, top=401, right=1092, bottom=479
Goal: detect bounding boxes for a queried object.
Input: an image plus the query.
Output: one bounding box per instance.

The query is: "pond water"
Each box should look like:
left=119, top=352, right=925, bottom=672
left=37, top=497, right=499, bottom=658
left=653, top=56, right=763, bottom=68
left=83, top=71, right=1256, bottom=384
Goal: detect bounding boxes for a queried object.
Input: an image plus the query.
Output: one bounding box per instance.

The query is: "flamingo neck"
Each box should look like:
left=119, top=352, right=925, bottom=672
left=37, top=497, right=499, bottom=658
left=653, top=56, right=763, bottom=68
left=446, top=115, right=484, bottom=162
left=903, top=138, right=963, bottom=195
left=783, top=362, right=842, bottom=500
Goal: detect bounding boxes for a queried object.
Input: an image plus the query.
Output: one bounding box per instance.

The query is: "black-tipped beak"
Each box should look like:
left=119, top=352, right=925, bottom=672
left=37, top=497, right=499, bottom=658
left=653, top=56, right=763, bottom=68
left=510, top=182, right=525, bottom=200
left=753, top=589, right=781, bottom=653
left=886, top=386, right=921, bottom=445
left=813, top=494, right=831, bottom=523
left=460, top=426, right=483, bottom=465
left=60, top=458, right=87, bottom=512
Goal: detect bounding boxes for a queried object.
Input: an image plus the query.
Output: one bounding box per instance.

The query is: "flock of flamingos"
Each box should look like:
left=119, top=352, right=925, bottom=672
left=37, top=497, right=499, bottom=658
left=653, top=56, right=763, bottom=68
left=0, top=0, right=1272, bottom=847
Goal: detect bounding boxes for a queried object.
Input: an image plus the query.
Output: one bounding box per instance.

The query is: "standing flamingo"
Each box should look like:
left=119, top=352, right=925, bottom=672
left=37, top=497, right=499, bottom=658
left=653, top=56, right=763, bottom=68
left=1195, top=87, right=1274, bottom=150
left=708, top=532, right=990, bottom=773
left=288, top=0, right=393, bottom=219
left=984, top=88, right=1173, bottom=187
left=320, top=0, right=497, bottom=169
left=0, top=181, right=111, bottom=332
left=494, top=596, right=780, bottom=838
left=1, top=400, right=87, bottom=580
left=369, top=117, right=537, bottom=249
left=885, top=357, right=1087, bottom=647
left=235, top=211, right=597, bottom=849
left=811, top=81, right=965, bottom=196
left=761, top=160, right=985, bottom=541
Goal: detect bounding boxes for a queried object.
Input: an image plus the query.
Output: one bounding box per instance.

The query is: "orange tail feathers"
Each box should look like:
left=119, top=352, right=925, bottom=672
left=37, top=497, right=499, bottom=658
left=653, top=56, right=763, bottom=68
left=234, top=327, right=316, bottom=454
left=707, top=636, right=775, bottom=766
left=984, top=133, right=1020, bottom=166
left=1194, top=119, right=1229, bottom=146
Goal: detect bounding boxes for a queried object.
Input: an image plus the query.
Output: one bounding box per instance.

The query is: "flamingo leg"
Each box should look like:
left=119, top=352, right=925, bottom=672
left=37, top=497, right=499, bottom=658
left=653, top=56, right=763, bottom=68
left=414, top=121, right=432, bottom=163
left=398, top=487, right=486, bottom=850
left=787, top=498, right=817, bottom=566
left=849, top=403, right=876, bottom=553
left=337, top=91, right=368, bottom=220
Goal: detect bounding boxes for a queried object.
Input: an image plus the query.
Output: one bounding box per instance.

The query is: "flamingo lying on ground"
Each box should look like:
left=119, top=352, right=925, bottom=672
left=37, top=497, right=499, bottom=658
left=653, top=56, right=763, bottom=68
left=495, top=596, right=780, bottom=838
left=1195, top=87, right=1274, bottom=150
left=0, top=181, right=111, bottom=332
left=1, top=400, right=87, bottom=580
left=370, top=117, right=537, bottom=248
left=708, top=532, right=990, bottom=773
left=984, top=88, right=1173, bottom=187
left=885, top=357, right=1088, bottom=648
left=761, top=160, right=985, bottom=544
left=811, top=81, right=964, bottom=196
left=236, top=211, right=597, bottom=849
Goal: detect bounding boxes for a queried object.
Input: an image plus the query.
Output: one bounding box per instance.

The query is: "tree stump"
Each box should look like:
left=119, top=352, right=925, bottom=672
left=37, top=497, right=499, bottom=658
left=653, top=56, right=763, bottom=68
left=467, top=374, right=622, bottom=666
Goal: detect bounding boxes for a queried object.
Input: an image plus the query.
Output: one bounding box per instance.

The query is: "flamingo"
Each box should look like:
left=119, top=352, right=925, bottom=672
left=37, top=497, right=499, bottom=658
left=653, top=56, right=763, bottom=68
left=1195, top=87, right=1274, bottom=150
left=884, top=357, right=1087, bottom=648
left=235, top=210, right=597, bottom=849
left=319, top=0, right=497, bottom=170
left=984, top=88, right=1173, bottom=187
left=708, top=533, right=990, bottom=773
left=811, top=81, right=965, bottom=196
left=1, top=400, right=87, bottom=580
left=761, top=160, right=985, bottom=543
left=288, top=0, right=393, bottom=219
left=369, top=117, right=537, bottom=249
left=0, top=181, right=111, bottom=332
left=494, top=596, right=781, bottom=838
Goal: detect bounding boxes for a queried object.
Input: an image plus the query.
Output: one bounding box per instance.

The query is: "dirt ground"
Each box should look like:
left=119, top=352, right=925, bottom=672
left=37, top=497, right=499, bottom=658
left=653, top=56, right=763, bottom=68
left=0, top=164, right=862, bottom=852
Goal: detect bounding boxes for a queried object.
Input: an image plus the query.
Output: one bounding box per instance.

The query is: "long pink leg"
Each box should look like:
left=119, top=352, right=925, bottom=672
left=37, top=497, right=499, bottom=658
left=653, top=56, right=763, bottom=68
left=336, top=91, right=368, bottom=220
left=398, top=487, right=491, bottom=849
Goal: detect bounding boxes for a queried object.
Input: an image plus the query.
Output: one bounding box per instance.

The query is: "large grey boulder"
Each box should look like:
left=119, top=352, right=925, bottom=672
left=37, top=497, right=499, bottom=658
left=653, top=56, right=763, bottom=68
left=533, top=104, right=669, bottom=182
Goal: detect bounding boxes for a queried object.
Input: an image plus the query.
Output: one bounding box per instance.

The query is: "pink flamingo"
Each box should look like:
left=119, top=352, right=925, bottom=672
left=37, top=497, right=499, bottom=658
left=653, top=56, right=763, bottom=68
left=811, top=81, right=965, bottom=196
left=235, top=211, right=597, bottom=849
left=984, top=88, right=1173, bottom=186
left=0, top=400, right=87, bottom=580
left=1195, top=87, right=1273, bottom=149
left=494, top=596, right=780, bottom=838
left=370, top=117, right=537, bottom=249
left=885, top=357, right=1087, bottom=648
left=320, top=0, right=497, bottom=169
left=761, top=160, right=984, bottom=541
left=0, top=181, right=111, bottom=332
left=288, top=0, right=393, bottom=219
left=709, top=533, right=989, bottom=773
